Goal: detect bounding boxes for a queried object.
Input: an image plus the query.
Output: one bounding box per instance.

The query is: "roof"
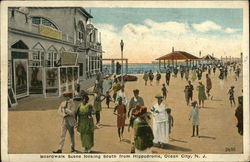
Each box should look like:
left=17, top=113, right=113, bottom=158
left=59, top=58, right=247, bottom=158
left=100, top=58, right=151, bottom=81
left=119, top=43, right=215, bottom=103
left=79, top=8, right=93, bottom=18
left=156, top=51, right=199, bottom=60
left=201, top=54, right=218, bottom=60
left=27, top=7, right=93, bottom=18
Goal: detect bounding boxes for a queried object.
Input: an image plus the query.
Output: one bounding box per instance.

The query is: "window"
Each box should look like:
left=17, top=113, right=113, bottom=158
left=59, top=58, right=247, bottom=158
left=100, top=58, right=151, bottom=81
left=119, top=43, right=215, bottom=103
left=79, top=63, right=83, bottom=77
left=46, top=51, right=58, bottom=67
left=78, top=21, right=85, bottom=41
left=29, top=51, right=44, bottom=67
left=31, top=17, right=58, bottom=29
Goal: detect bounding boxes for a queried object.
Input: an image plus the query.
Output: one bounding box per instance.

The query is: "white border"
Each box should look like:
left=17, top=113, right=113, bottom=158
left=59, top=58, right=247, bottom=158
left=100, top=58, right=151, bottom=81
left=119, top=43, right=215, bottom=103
left=1, top=1, right=249, bottom=162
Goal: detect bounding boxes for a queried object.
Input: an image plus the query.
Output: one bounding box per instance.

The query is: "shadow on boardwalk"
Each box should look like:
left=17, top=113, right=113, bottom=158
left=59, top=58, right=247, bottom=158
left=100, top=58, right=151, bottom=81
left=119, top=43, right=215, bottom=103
left=154, top=143, right=192, bottom=152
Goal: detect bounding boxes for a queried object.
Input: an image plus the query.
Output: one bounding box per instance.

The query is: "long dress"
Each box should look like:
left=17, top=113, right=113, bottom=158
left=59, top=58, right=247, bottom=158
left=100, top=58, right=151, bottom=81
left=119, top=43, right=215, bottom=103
left=133, top=117, right=154, bottom=153
left=191, top=71, right=197, bottom=81
left=151, top=103, right=169, bottom=144
left=198, top=84, right=206, bottom=101
left=76, top=103, right=94, bottom=150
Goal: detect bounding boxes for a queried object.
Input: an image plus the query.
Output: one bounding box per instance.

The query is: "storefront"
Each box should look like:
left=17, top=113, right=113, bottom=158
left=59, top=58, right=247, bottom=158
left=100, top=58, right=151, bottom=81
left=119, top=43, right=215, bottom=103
left=8, top=7, right=102, bottom=107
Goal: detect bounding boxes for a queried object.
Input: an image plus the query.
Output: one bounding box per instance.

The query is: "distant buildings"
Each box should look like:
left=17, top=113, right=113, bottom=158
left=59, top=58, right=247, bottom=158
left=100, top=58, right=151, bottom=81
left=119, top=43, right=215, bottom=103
left=8, top=7, right=102, bottom=100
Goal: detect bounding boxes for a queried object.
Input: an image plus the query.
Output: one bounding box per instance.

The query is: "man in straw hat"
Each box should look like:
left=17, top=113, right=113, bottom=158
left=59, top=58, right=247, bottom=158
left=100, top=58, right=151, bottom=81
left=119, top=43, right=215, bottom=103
left=53, top=92, right=76, bottom=153
left=151, top=93, right=169, bottom=148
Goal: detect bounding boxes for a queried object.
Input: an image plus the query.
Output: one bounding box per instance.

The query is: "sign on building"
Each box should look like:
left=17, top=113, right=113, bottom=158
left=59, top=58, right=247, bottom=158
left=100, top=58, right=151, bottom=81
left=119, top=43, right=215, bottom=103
left=61, top=52, right=78, bottom=66
left=39, top=24, right=62, bottom=40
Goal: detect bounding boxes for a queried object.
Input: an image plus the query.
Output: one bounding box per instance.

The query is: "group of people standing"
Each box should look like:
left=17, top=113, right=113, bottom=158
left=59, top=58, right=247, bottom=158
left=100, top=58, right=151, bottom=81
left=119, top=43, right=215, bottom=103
left=52, top=61, right=243, bottom=154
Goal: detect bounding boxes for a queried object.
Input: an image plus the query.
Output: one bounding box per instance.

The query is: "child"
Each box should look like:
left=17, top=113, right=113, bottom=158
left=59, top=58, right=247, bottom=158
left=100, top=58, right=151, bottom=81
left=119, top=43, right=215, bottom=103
left=189, top=101, right=200, bottom=137
left=161, top=84, right=168, bottom=100
left=228, top=86, right=236, bottom=107
left=113, top=97, right=126, bottom=141
left=166, top=108, right=174, bottom=138
left=105, top=91, right=112, bottom=108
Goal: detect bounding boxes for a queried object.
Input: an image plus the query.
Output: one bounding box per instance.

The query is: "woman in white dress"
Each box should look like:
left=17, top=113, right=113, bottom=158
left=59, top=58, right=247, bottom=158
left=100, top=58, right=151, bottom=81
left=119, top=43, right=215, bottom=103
left=151, top=93, right=169, bottom=148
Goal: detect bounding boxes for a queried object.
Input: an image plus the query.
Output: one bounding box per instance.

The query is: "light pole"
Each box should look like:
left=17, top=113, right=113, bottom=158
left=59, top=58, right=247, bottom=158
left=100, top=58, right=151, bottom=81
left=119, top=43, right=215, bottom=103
left=120, top=40, right=124, bottom=83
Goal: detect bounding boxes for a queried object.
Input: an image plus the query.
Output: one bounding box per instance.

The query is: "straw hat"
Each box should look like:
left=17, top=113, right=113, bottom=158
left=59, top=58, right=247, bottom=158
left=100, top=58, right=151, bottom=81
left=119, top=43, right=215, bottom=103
left=63, top=91, right=72, bottom=97
left=155, top=93, right=164, bottom=98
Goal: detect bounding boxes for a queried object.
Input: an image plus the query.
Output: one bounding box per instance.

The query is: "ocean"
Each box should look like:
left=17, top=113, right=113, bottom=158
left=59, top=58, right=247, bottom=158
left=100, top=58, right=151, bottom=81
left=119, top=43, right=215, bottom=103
left=103, top=61, right=218, bottom=74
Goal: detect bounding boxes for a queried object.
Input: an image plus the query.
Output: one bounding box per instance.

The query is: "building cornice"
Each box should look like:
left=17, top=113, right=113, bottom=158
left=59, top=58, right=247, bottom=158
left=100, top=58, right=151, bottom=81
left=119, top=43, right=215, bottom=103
left=9, top=27, right=76, bottom=47
left=9, top=27, right=102, bottom=52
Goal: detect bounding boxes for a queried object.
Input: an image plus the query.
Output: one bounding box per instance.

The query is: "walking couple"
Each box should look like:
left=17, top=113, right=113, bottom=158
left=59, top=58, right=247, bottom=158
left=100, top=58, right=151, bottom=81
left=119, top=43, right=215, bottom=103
left=53, top=92, right=94, bottom=153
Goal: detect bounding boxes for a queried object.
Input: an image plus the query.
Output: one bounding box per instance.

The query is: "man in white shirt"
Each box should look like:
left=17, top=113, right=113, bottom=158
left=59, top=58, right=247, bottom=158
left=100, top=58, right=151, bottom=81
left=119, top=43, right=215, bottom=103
left=53, top=92, right=76, bottom=153
left=116, top=86, right=127, bottom=106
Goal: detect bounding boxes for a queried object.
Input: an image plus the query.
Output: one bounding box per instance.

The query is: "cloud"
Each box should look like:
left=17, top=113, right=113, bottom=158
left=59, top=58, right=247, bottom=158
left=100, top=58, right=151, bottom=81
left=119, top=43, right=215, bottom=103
left=225, top=27, right=240, bottom=33
left=95, top=23, right=117, bottom=31
left=144, top=19, right=189, bottom=34
left=96, top=19, right=242, bottom=63
left=192, top=21, right=222, bottom=32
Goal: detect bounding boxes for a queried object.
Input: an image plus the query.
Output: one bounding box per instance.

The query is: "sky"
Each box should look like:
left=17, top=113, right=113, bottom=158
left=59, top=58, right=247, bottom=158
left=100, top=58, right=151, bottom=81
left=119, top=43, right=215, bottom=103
left=87, top=8, right=243, bottom=63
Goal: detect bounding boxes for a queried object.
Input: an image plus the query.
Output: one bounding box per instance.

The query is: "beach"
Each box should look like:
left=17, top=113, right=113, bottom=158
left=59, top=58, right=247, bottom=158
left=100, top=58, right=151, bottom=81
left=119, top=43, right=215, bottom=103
left=8, top=70, right=243, bottom=154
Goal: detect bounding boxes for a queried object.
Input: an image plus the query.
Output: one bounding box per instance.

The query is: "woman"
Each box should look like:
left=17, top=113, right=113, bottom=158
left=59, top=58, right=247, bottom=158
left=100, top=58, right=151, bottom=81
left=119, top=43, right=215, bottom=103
left=197, top=82, right=206, bottom=107
left=191, top=70, right=197, bottom=82
left=114, top=97, right=126, bottom=141
left=76, top=95, right=94, bottom=153
left=184, top=85, right=189, bottom=106
left=151, top=93, right=169, bottom=148
left=133, top=105, right=154, bottom=154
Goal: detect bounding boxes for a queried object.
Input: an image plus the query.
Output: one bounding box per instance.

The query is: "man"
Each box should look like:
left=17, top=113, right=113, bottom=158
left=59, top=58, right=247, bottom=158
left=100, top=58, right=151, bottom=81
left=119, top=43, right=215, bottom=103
left=165, top=69, right=171, bottom=86
left=102, top=75, right=112, bottom=95
left=235, top=96, right=243, bottom=135
left=156, top=71, right=161, bottom=86
left=149, top=70, right=154, bottom=86
left=128, top=89, right=144, bottom=127
left=187, top=80, right=194, bottom=105
left=53, top=92, right=76, bottom=153
left=206, top=74, right=212, bottom=99
left=116, top=85, right=127, bottom=106
left=151, top=93, right=169, bottom=148
left=128, top=89, right=144, bottom=153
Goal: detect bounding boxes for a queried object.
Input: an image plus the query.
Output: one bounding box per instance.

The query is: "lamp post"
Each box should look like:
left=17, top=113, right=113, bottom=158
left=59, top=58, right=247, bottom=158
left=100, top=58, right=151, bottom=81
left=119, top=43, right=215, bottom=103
left=120, top=40, right=124, bottom=83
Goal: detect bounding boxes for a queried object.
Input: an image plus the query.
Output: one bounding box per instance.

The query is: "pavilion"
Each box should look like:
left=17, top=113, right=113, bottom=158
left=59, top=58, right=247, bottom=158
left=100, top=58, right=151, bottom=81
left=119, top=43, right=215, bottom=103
left=201, top=54, right=220, bottom=65
left=155, top=47, right=200, bottom=71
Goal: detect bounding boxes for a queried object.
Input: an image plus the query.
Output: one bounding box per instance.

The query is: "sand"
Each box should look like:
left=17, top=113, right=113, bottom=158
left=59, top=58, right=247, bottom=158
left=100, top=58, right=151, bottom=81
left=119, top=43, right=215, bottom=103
left=8, top=70, right=243, bottom=154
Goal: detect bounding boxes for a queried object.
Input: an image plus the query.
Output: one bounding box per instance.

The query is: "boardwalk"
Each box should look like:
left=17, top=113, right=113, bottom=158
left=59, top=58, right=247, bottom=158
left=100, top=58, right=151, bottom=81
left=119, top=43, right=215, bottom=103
left=8, top=70, right=243, bottom=154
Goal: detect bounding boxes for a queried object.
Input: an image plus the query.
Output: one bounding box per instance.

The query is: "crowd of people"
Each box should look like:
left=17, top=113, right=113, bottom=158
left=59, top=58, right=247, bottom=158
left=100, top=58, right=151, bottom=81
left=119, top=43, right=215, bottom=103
left=52, top=61, right=243, bottom=154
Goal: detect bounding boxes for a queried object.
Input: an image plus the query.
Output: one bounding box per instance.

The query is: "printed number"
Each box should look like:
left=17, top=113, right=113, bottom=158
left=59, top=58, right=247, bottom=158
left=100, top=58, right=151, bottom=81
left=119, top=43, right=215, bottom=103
left=225, top=147, right=236, bottom=152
